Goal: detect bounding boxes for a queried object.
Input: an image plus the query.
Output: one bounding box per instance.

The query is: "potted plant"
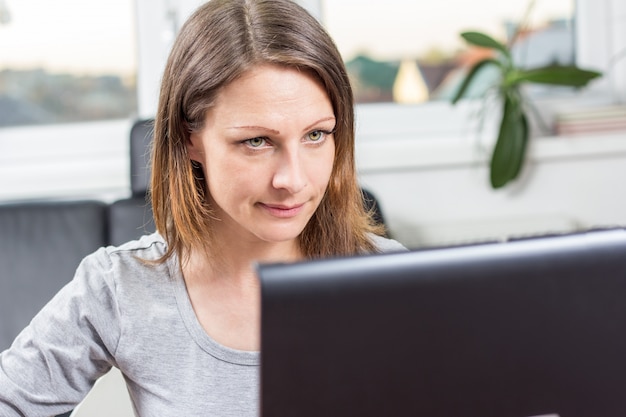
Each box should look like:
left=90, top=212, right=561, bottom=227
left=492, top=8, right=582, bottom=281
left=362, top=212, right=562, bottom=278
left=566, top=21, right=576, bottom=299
left=451, top=31, right=602, bottom=189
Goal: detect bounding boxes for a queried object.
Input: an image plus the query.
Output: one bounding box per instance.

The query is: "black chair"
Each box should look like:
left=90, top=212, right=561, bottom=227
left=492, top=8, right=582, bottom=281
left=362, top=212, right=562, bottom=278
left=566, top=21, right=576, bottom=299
left=0, top=200, right=108, bottom=351
left=108, top=119, right=155, bottom=246
left=361, top=187, right=387, bottom=235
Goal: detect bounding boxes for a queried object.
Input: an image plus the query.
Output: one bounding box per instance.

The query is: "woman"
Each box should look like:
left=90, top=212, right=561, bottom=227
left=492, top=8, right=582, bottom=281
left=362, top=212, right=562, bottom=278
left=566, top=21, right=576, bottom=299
left=0, top=0, right=406, bottom=416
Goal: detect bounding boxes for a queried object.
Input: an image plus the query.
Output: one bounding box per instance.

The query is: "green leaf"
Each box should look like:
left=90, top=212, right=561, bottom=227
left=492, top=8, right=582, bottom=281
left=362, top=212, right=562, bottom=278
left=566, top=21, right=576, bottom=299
left=461, top=31, right=510, bottom=59
left=507, top=111, right=528, bottom=182
left=490, top=92, right=529, bottom=188
left=451, top=58, right=501, bottom=104
left=508, top=65, right=602, bottom=87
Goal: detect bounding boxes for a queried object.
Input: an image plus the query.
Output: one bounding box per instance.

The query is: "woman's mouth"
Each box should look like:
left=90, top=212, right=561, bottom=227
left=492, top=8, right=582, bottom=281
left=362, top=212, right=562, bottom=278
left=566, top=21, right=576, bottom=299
left=259, top=203, right=305, bottom=218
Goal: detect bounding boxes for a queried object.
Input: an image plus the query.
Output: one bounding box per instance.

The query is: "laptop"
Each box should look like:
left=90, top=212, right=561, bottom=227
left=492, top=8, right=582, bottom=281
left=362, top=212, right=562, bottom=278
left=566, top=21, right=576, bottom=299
left=258, top=228, right=626, bottom=417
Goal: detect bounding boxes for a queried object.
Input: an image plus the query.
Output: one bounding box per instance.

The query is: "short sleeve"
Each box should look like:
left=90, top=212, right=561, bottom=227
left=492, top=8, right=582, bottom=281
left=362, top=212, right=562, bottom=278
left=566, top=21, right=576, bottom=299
left=0, top=248, right=122, bottom=416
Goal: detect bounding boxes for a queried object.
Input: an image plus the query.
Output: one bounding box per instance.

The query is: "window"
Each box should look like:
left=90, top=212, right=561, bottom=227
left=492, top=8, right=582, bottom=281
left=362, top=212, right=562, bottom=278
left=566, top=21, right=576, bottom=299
left=322, top=0, right=575, bottom=105
left=1, top=0, right=622, bottom=202
left=0, top=0, right=137, bottom=127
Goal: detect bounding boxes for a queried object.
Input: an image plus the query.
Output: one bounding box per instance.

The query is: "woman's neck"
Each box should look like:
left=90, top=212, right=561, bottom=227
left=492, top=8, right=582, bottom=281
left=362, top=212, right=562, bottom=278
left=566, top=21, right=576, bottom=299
left=180, top=237, right=303, bottom=352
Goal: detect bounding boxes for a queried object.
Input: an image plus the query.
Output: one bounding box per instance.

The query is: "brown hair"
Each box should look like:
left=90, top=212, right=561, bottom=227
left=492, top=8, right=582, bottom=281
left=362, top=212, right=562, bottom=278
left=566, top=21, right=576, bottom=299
left=151, top=0, right=384, bottom=263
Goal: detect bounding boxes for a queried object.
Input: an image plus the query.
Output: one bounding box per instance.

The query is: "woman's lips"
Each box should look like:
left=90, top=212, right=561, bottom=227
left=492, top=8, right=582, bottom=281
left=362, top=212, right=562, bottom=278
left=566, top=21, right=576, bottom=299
left=259, top=203, right=305, bottom=218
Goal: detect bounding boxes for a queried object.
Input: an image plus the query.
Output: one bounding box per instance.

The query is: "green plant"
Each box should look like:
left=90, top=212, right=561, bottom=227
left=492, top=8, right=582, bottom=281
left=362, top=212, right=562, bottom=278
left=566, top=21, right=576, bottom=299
left=451, top=31, right=602, bottom=189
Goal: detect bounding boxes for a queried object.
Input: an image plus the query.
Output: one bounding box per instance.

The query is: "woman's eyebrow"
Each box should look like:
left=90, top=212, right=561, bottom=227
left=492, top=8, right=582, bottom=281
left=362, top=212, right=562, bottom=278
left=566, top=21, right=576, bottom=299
left=227, top=116, right=336, bottom=135
left=227, top=125, right=280, bottom=134
left=304, top=116, right=336, bottom=132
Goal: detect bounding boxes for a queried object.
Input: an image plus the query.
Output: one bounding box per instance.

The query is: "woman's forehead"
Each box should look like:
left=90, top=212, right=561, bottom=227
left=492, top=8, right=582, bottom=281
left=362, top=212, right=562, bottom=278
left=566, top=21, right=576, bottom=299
left=206, top=64, right=335, bottom=128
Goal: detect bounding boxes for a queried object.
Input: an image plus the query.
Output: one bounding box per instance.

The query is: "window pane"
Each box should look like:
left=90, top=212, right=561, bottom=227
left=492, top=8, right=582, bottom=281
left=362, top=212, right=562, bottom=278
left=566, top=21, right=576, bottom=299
left=0, top=0, right=137, bottom=127
left=322, top=0, right=574, bottom=104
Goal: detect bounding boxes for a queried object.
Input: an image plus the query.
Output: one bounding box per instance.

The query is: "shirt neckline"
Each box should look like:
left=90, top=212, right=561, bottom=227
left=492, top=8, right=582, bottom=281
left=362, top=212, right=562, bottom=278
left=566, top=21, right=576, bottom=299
left=167, top=254, right=260, bottom=366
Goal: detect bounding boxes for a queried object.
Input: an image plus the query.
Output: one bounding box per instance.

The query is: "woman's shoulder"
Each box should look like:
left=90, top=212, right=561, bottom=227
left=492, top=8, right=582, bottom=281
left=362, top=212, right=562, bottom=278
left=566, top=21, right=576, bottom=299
left=102, top=232, right=172, bottom=278
left=77, top=232, right=171, bottom=286
left=367, top=233, right=408, bottom=253
left=106, top=232, right=167, bottom=257
left=73, top=232, right=176, bottom=322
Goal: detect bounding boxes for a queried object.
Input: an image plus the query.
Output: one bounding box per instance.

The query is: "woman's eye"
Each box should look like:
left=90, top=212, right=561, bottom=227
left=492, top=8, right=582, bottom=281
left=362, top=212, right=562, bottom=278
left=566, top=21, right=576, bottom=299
left=307, top=130, right=325, bottom=142
left=246, top=137, right=266, bottom=147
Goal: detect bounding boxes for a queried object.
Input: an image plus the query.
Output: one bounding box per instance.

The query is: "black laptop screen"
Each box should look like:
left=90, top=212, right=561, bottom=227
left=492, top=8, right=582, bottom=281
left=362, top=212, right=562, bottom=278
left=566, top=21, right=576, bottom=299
left=258, top=228, right=626, bottom=417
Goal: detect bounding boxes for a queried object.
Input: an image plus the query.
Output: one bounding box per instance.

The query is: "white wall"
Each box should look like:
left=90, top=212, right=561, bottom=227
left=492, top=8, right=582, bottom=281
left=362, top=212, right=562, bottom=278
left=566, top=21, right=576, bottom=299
left=357, top=129, right=626, bottom=249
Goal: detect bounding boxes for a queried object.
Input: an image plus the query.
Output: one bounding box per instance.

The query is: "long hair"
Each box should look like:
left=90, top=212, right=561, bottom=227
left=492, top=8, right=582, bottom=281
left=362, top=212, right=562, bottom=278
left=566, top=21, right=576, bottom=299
left=151, top=0, right=384, bottom=264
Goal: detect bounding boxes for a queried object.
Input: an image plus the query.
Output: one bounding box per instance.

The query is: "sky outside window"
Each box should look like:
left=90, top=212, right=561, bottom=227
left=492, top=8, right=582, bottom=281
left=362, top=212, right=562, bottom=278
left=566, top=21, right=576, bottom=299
left=0, top=0, right=136, bottom=75
left=323, top=0, right=573, bottom=61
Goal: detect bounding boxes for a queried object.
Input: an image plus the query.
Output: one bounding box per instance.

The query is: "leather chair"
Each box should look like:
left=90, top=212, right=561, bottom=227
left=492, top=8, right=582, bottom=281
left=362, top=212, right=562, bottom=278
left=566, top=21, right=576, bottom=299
left=0, top=200, right=107, bottom=351
left=108, top=119, right=155, bottom=246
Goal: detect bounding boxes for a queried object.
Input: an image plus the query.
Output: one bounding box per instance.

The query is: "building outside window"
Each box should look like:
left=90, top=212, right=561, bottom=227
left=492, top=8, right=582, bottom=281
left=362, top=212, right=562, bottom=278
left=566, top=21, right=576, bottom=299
left=0, top=0, right=137, bottom=128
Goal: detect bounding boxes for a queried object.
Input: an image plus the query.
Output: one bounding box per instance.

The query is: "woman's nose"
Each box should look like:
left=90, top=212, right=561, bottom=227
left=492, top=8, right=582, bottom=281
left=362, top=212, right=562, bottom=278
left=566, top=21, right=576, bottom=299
left=272, top=148, right=307, bottom=193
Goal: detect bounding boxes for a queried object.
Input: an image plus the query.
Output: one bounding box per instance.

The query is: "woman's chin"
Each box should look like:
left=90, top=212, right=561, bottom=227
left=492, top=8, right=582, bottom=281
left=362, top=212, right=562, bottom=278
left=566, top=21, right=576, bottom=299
left=253, top=225, right=306, bottom=245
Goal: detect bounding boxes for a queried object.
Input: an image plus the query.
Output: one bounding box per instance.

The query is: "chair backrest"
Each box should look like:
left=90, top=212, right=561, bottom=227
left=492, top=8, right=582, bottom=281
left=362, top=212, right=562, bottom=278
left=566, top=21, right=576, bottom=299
left=361, top=187, right=387, bottom=234
left=107, top=119, right=155, bottom=246
left=0, top=200, right=108, bottom=350
left=129, top=119, right=154, bottom=197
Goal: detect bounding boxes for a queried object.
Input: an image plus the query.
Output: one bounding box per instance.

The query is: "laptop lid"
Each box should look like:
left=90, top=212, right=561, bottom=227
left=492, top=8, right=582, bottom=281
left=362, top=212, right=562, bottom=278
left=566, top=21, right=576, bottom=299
left=258, top=228, right=626, bottom=417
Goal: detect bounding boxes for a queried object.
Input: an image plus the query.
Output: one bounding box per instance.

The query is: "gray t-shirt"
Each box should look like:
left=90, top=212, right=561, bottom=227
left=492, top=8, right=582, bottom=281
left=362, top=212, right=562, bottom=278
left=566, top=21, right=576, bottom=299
left=0, top=232, right=406, bottom=416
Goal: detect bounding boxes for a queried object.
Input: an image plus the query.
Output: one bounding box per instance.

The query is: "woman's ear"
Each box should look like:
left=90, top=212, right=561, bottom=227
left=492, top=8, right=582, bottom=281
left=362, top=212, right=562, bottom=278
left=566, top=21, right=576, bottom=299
left=187, top=131, right=204, bottom=163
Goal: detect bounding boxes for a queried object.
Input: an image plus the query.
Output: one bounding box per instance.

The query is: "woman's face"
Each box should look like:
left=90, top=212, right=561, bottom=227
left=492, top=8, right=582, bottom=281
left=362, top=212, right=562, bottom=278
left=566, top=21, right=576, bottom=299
left=188, top=64, right=336, bottom=246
